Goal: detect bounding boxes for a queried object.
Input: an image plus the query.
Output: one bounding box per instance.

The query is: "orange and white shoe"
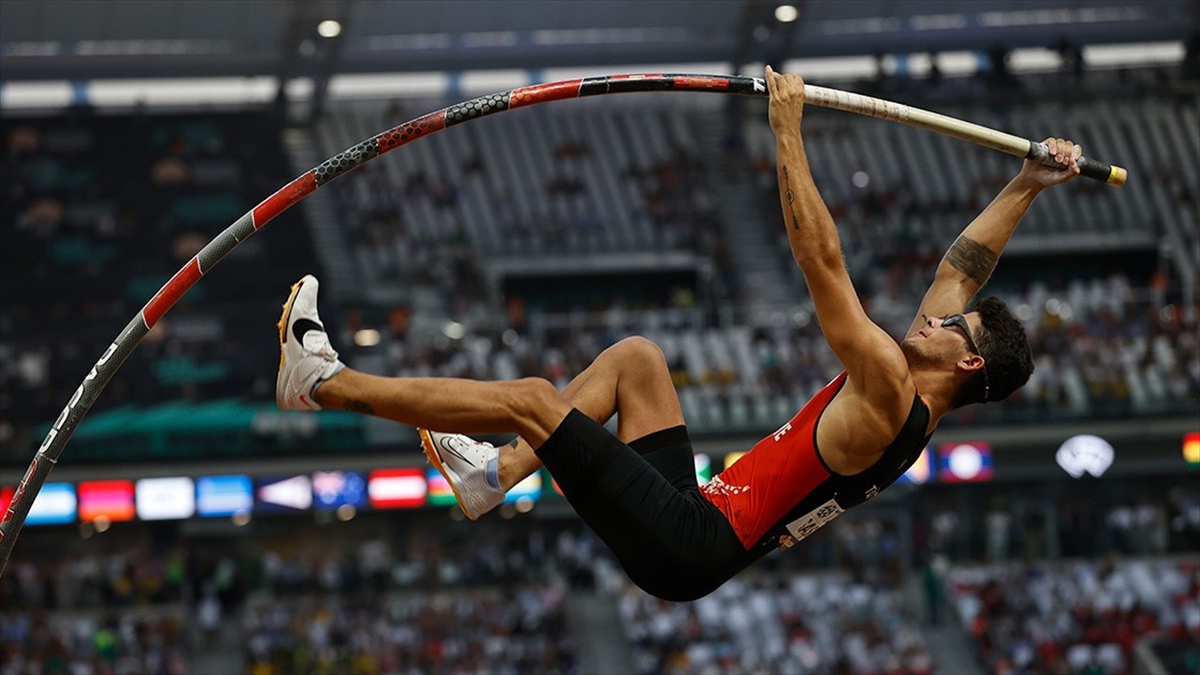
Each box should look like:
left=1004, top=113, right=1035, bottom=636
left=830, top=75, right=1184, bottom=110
left=276, top=275, right=344, bottom=411
left=420, top=429, right=504, bottom=520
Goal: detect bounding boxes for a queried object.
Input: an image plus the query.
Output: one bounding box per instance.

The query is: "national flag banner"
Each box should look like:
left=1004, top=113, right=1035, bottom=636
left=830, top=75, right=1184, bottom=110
left=25, top=483, right=77, bottom=526
left=311, top=471, right=368, bottom=510
left=255, top=475, right=313, bottom=512
left=1184, top=432, right=1200, bottom=469
left=77, top=480, right=136, bottom=522
left=135, top=477, right=195, bottom=521
left=426, top=469, right=459, bottom=507
left=368, top=468, right=427, bottom=509
left=937, top=442, right=994, bottom=483
left=504, top=472, right=541, bottom=504
left=195, top=475, right=253, bottom=517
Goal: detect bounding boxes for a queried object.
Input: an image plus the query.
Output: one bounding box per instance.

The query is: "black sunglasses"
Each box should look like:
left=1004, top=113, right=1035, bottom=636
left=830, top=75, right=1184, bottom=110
left=925, top=313, right=991, bottom=403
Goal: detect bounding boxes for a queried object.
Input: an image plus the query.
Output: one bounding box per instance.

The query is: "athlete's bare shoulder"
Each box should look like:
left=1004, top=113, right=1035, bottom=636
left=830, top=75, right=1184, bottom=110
left=817, top=338, right=915, bottom=474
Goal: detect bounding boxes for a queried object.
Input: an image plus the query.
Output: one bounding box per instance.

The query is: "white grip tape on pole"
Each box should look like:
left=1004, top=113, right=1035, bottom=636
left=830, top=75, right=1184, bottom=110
left=805, top=85, right=1031, bottom=159
left=805, top=85, right=909, bottom=125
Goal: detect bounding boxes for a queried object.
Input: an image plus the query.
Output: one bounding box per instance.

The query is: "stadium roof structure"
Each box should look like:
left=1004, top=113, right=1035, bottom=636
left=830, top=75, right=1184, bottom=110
left=1, top=0, right=1195, bottom=82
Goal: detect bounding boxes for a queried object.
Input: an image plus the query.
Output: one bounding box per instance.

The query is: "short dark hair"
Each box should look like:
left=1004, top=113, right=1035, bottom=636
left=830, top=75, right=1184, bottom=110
left=954, top=296, right=1034, bottom=408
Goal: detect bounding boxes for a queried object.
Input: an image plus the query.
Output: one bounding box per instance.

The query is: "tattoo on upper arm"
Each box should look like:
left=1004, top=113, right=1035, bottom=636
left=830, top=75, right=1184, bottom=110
left=344, top=399, right=375, bottom=416
left=945, top=236, right=998, bottom=286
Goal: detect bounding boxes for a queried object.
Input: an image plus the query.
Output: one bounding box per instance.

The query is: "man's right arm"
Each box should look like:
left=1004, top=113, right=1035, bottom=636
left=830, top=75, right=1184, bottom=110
left=768, top=67, right=914, bottom=464
left=906, top=138, right=1082, bottom=338
left=767, top=67, right=902, bottom=382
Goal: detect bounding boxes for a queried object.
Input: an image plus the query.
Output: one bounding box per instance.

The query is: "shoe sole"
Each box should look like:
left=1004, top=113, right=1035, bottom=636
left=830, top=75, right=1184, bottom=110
left=419, top=428, right=480, bottom=521
left=276, top=278, right=306, bottom=409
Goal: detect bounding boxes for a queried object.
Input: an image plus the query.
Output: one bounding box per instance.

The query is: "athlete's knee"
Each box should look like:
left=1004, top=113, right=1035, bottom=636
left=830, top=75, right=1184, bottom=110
left=502, top=377, right=562, bottom=413
left=610, top=335, right=668, bottom=372
left=503, top=377, right=569, bottom=437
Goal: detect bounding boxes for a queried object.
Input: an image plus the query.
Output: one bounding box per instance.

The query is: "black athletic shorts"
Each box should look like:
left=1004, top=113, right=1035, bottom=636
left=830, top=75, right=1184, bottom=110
left=535, top=409, right=747, bottom=602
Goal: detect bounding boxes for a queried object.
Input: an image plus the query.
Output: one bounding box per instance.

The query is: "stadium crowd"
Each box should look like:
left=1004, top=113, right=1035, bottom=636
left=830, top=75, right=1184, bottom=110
left=0, top=605, right=190, bottom=675
left=615, top=573, right=934, bottom=675
left=2, top=478, right=1196, bottom=674
left=948, top=557, right=1200, bottom=675
left=3, top=87, right=1197, bottom=463
left=345, top=271, right=1197, bottom=433
left=240, top=585, right=578, bottom=675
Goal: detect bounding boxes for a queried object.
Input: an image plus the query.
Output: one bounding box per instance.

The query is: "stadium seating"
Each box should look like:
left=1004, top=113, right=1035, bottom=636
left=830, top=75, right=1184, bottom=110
left=1, top=77, right=1195, bottom=463
left=317, top=99, right=723, bottom=263
left=612, top=571, right=934, bottom=675
left=0, top=606, right=191, bottom=675
left=1, top=110, right=321, bottom=463
left=361, top=274, right=1198, bottom=431
left=948, top=557, right=1200, bottom=675
left=239, top=586, right=578, bottom=675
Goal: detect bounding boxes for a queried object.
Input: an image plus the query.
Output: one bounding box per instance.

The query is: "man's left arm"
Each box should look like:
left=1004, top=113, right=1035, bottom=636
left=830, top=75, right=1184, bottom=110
left=905, top=138, right=1083, bottom=338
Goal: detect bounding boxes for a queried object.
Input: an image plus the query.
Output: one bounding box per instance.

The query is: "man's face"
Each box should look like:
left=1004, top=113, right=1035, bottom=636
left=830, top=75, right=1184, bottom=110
left=902, top=312, right=985, bottom=371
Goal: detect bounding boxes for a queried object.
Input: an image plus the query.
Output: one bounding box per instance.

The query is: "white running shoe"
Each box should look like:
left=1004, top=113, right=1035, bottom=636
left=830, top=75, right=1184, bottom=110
left=420, top=429, right=505, bottom=520
left=276, top=274, right=344, bottom=411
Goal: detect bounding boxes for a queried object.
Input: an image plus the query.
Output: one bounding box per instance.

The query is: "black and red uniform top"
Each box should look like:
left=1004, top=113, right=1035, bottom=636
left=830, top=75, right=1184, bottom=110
left=700, top=371, right=932, bottom=559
